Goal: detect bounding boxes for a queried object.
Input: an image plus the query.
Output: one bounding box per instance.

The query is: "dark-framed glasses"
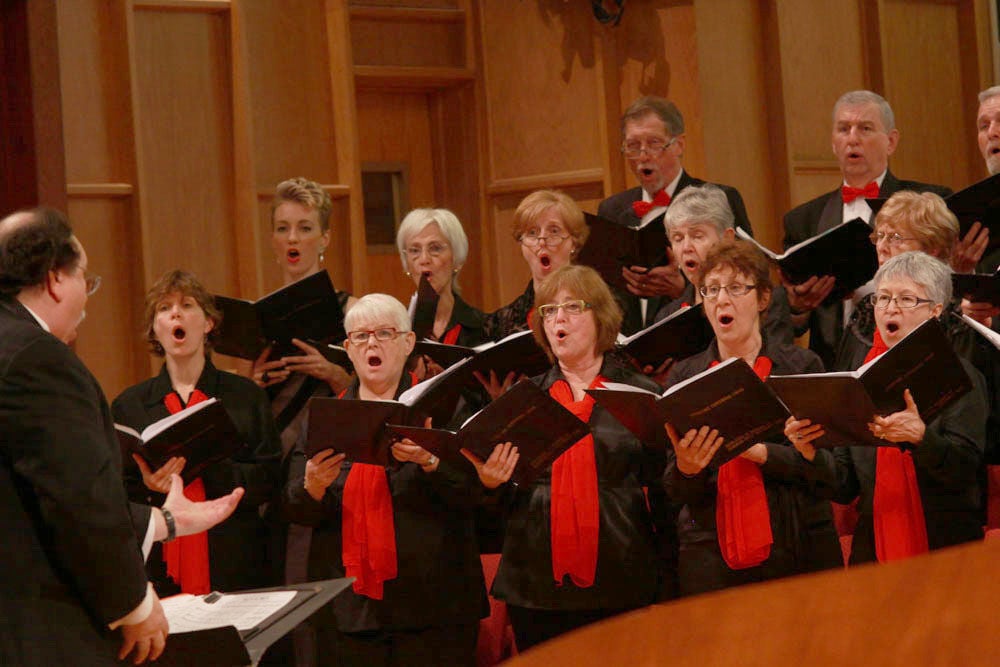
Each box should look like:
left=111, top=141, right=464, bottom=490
left=519, top=231, right=569, bottom=249
left=698, top=283, right=756, bottom=300
left=405, top=242, right=450, bottom=259
left=868, top=293, right=936, bottom=310
left=869, top=230, right=917, bottom=246
left=537, top=299, right=592, bottom=320
left=621, top=136, right=678, bottom=158
left=347, top=328, right=405, bottom=344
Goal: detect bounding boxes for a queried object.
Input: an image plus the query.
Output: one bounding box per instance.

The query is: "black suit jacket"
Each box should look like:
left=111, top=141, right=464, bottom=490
left=598, top=171, right=753, bottom=334
left=0, top=298, right=150, bottom=665
left=782, top=171, right=953, bottom=368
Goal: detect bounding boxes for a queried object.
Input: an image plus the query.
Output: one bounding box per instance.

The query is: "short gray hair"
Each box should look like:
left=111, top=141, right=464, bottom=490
left=873, top=251, right=952, bottom=306
left=663, top=184, right=735, bottom=236
left=344, top=293, right=411, bottom=334
left=621, top=96, right=684, bottom=138
left=395, top=208, right=469, bottom=291
left=834, top=90, right=895, bottom=131
left=979, top=85, right=1000, bottom=104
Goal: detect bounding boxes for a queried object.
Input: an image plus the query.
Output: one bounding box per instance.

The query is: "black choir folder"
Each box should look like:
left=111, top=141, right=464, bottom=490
left=115, top=399, right=242, bottom=485
left=946, top=172, right=1000, bottom=260
left=616, top=304, right=714, bottom=368
left=736, top=219, right=878, bottom=300
left=213, top=271, right=346, bottom=360
left=409, top=273, right=439, bottom=341
left=304, top=357, right=475, bottom=462
left=385, top=378, right=591, bottom=486
left=577, top=212, right=668, bottom=291
left=768, top=318, right=973, bottom=448
left=151, top=578, right=352, bottom=666
left=587, top=357, right=790, bottom=467
left=413, top=330, right=550, bottom=381
left=952, top=271, right=1000, bottom=306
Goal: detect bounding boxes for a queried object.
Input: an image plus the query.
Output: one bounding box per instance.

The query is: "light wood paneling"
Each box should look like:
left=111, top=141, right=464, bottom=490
left=131, top=8, right=238, bottom=295
left=350, top=6, right=466, bottom=68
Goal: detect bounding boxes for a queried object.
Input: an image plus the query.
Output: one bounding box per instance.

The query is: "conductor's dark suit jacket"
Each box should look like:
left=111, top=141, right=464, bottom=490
left=0, top=298, right=151, bottom=665
left=782, top=171, right=952, bottom=368
left=598, top=171, right=752, bottom=334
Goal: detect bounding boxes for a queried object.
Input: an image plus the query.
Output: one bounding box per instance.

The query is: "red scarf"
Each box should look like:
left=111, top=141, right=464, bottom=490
left=441, top=324, right=462, bottom=345
left=548, top=376, right=604, bottom=587
left=338, top=387, right=399, bottom=599
left=632, top=189, right=672, bottom=217
left=162, top=389, right=211, bottom=594
left=713, top=356, right=774, bottom=570
left=867, top=329, right=929, bottom=563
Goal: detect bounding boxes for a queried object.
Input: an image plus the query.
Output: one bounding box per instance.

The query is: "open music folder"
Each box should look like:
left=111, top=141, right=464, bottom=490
left=153, top=578, right=353, bottom=666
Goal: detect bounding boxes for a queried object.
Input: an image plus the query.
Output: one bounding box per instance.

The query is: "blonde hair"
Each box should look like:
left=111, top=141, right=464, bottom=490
left=874, top=191, right=959, bottom=260
left=530, top=264, right=621, bottom=362
left=270, top=177, right=333, bottom=232
left=511, top=189, right=589, bottom=250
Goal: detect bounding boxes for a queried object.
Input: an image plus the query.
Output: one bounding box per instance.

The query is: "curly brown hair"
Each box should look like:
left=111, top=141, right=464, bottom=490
left=143, top=270, right=222, bottom=356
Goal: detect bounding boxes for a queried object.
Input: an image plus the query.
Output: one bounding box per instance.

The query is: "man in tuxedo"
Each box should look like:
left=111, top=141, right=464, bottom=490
left=782, top=90, right=951, bottom=368
left=968, top=85, right=1000, bottom=273
left=0, top=208, right=243, bottom=665
left=597, top=96, right=752, bottom=333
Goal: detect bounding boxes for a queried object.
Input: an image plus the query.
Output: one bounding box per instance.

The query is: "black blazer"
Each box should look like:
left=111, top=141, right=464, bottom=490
left=282, top=375, right=488, bottom=633
left=663, top=339, right=842, bottom=583
left=782, top=172, right=953, bottom=368
left=598, top=171, right=753, bottom=334
left=491, top=358, right=674, bottom=610
left=0, top=298, right=151, bottom=665
left=112, top=360, right=282, bottom=594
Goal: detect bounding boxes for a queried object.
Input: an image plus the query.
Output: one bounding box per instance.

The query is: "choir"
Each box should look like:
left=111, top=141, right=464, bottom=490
left=3, top=88, right=999, bottom=667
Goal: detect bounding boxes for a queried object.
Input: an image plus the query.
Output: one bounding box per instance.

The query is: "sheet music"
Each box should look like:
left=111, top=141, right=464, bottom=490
left=161, top=590, right=297, bottom=634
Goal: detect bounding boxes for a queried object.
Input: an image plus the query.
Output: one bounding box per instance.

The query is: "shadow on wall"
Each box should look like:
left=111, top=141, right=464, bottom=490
left=533, top=0, right=673, bottom=94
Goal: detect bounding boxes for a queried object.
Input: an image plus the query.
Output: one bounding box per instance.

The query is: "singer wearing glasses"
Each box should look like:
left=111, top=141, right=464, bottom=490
left=282, top=294, right=491, bottom=667
left=486, top=264, right=672, bottom=650
left=662, top=240, right=841, bottom=596
left=787, top=251, right=987, bottom=565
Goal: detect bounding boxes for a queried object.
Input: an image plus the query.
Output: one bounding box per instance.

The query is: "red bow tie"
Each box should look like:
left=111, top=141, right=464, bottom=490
left=632, top=189, right=671, bottom=217
left=841, top=181, right=879, bottom=204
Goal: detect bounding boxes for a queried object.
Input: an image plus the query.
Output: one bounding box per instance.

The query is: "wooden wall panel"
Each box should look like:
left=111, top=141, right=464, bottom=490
left=132, top=8, right=238, bottom=296
left=881, top=0, right=973, bottom=190
left=356, top=90, right=437, bottom=305
left=776, top=2, right=867, bottom=209
left=350, top=9, right=465, bottom=68
left=479, top=1, right=604, bottom=183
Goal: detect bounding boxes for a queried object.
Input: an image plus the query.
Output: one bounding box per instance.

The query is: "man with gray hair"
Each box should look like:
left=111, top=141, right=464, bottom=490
left=598, top=95, right=752, bottom=334
left=781, top=90, right=951, bottom=368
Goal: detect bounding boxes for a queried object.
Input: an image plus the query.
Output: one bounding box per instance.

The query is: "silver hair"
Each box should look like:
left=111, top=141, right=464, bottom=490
left=663, top=184, right=735, bottom=236
left=344, top=293, right=411, bottom=334
left=395, top=208, right=469, bottom=291
left=979, top=85, right=1000, bottom=104
left=834, top=90, right=895, bottom=131
left=873, top=251, right=952, bottom=306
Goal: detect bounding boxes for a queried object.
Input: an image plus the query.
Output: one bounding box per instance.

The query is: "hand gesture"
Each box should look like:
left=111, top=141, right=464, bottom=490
left=951, top=221, right=989, bottom=274
left=640, top=356, right=675, bottom=388
left=461, top=442, right=519, bottom=489
left=162, top=473, right=244, bottom=537
left=133, top=455, right=185, bottom=494
left=622, top=247, right=685, bottom=298
left=304, top=449, right=346, bottom=501
left=783, top=274, right=836, bottom=314
left=118, top=591, right=168, bottom=664
left=869, top=388, right=926, bottom=445
left=473, top=369, right=518, bottom=401
left=413, top=354, right=445, bottom=382
left=283, top=338, right=352, bottom=393
left=667, top=423, right=723, bottom=476
left=784, top=415, right=825, bottom=461
left=252, top=345, right=288, bottom=388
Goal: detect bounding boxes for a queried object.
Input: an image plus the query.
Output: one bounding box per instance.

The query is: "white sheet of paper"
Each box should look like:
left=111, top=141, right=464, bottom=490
left=161, top=590, right=297, bottom=634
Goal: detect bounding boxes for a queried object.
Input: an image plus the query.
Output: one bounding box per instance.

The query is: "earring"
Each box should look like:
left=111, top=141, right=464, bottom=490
left=452, top=268, right=459, bottom=275
left=319, top=252, right=325, bottom=263
left=405, top=271, right=411, bottom=277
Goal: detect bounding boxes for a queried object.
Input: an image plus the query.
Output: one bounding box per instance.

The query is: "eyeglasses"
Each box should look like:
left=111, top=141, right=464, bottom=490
left=405, top=242, right=449, bottom=259
left=347, top=328, right=405, bottom=345
left=868, top=293, right=936, bottom=310
left=869, top=230, right=917, bottom=246
left=698, top=283, right=756, bottom=300
left=519, top=231, right=570, bottom=249
left=621, top=136, right=678, bottom=158
left=537, top=299, right=592, bottom=320
left=75, top=266, right=101, bottom=296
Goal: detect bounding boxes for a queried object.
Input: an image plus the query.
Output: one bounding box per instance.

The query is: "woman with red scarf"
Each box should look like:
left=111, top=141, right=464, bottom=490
left=282, top=294, right=490, bottom=667
left=112, top=270, right=282, bottom=596
left=662, top=241, right=841, bottom=596
left=787, top=251, right=987, bottom=564
left=487, top=264, right=671, bottom=651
